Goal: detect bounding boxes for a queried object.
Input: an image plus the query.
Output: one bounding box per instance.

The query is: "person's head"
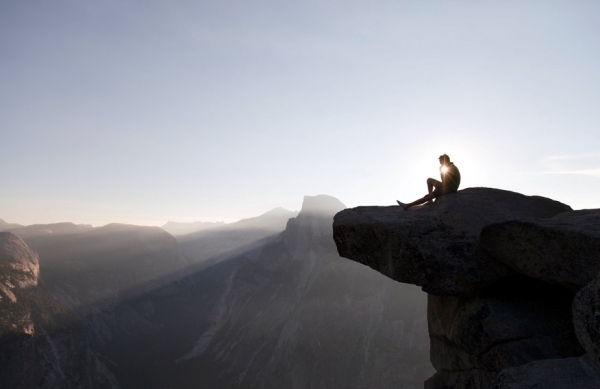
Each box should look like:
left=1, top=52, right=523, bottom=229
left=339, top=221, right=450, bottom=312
left=439, top=154, right=450, bottom=166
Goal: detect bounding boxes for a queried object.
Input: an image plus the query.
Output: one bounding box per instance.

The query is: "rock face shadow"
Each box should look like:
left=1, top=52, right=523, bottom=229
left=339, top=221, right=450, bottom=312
left=427, top=275, right=583, bottom=388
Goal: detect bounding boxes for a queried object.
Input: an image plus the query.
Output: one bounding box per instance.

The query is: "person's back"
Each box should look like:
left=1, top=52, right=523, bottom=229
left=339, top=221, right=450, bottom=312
left=442, top=162, right=460, bottom=193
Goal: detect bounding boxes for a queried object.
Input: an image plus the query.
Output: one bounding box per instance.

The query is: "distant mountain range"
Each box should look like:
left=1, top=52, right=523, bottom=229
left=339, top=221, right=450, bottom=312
left=171, top=195, right=432, bottom=388
left=0, top=218, right=24, bottom=231
left=161, top=220, right=226, bottom=236
left=177, top=207, right=298, bottom=269
left=0, top=196, right=432, bottom=389
left=4, top=222, right=93, bottom=237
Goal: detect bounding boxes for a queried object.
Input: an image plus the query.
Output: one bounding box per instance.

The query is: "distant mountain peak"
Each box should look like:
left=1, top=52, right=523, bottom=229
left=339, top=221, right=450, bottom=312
left=234, top=207, right=298, bottom=229
left=257, top=207, right=297, bottom=218
left=300, top=195, right=346, bottom=215
left=0, top=219, right=25, bottom=231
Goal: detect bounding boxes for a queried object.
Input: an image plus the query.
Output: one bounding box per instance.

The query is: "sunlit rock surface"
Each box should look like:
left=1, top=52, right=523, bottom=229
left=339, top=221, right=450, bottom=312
left=0, top=231, right=39, bottom=290
left=0, top=232, right=119, bottom=389
left=0, top=232, right=38, bottom=336
left=333, top=187, right=600, bottom=388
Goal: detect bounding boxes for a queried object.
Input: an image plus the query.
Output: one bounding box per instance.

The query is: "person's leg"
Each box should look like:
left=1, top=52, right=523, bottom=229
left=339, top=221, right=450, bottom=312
left=425, top=178, right=441, bottom=205
left=397, top=192, right=435, bottom=210
left=397, top=177, right=442, bottom=210
left=427, top=178, right=441, bottom=194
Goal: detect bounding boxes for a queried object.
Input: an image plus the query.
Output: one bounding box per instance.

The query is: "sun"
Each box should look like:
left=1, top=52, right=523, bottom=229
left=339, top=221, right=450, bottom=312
left=440, top=165, right=449, bottom=174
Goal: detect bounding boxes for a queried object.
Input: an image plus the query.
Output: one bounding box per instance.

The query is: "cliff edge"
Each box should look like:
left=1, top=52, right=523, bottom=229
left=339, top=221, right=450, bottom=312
left=333, top=187, right=600, bottom=389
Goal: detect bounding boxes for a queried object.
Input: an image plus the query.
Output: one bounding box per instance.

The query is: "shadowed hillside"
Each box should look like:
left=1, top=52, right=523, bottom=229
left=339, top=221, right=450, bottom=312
left=0, top=197, right=432, bottom=388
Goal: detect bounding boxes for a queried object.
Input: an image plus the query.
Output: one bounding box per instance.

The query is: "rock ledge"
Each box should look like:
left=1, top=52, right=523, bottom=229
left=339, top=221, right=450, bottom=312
left=333, top=187, right=600, bottom=388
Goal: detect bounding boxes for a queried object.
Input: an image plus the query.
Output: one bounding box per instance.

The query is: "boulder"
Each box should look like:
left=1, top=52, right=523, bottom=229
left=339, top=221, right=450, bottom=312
left=333, top=188, right=571, bottom=295
left=573, top=273, right=600, bottom=370
left=480, top=209, right=600, bottom=290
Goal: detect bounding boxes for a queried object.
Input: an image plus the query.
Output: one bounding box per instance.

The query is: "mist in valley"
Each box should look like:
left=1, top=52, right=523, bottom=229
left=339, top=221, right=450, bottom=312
left=0, top=195, right=432, bottom=389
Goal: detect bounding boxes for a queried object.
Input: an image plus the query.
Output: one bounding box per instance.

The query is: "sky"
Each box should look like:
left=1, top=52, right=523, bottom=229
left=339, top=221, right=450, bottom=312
left=1, top=0, right=599, bottom=226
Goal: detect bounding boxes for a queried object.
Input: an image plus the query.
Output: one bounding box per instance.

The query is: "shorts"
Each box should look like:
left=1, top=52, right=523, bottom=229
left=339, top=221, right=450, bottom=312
left=432, top=186, right=455, bottom=198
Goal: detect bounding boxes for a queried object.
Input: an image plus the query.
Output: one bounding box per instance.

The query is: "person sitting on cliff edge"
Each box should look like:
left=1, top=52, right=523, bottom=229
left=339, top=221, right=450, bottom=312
left=396, top=154, right=461, bottom=210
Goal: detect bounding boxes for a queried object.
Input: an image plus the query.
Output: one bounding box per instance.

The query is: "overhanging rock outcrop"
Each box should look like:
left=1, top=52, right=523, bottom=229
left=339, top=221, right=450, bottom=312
left=333, top=188, right=570, bottom=296
left=333, top=187, right=600, bottom=388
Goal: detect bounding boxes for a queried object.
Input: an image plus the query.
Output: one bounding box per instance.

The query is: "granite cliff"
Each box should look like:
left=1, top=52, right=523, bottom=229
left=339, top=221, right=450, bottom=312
left=175, top=195, right=432, bottom=388
left=333, top=187, right=600, bottom=388
left=0, top=231, right=119, bottom=389
left=0, top=224, right=186, bottom=389
left=0, top=231, right=39, bottom=334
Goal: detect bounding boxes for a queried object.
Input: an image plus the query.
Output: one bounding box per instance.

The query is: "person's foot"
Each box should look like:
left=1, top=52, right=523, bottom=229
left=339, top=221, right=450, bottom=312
left=396, top=200, right=408, bottom=210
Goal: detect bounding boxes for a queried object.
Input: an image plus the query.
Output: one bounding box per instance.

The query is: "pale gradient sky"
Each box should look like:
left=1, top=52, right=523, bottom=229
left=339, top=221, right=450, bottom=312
left=2, top=0, right=599, bottom=226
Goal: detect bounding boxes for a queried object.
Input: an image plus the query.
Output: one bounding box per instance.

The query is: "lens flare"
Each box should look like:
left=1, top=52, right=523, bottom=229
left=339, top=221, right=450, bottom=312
left=441, top=165, right=449, bottom=174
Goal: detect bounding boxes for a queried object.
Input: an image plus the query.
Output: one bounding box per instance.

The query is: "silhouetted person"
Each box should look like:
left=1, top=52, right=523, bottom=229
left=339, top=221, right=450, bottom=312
left=396, top=154, right=461, bottom=210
